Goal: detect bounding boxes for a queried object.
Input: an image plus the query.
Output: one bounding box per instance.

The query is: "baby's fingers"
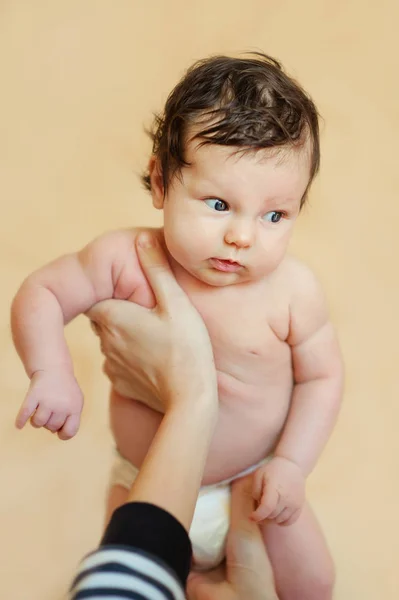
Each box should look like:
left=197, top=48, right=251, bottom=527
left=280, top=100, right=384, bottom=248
left=267, top=497, right=287, bottom=521
left=15, top=396, right=39, bottom=429
left=30, top=405, right=52, bottom=428
left=279, top=507, right=302, bottom=527
left=45, top=412, right=67, bottom=433
left=58, top=413, right=80, bottom=441
left=251, top=486, right=279, bottom=523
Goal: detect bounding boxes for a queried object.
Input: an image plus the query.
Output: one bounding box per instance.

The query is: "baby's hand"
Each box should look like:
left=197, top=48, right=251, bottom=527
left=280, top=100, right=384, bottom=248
left=15, top=369, right=83, bottom=440
left=251, top=457, right=305, bottom=526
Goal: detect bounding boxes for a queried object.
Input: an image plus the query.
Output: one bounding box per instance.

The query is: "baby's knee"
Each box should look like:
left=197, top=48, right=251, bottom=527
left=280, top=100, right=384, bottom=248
left=307, top=564, right=335, bottom=600
left=294, top=558, right=335, bottom=600
left=279, top=555, right=335, bottom=600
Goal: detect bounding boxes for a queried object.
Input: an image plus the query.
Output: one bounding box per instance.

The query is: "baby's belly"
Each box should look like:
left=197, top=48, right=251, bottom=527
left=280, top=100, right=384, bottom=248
left=109, top=372, right=292, bottom=485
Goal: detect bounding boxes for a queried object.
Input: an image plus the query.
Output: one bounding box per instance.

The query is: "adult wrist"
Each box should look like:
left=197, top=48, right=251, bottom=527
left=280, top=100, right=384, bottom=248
left=166, top=390, right=218, bottom=422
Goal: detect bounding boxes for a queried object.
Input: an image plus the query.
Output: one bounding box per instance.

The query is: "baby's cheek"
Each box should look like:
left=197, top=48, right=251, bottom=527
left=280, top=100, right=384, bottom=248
left=165, top=222, right=205, bottom=265
left=257, top=240, right=288, bottom=275
left=163, top=228, right=188, bottom=265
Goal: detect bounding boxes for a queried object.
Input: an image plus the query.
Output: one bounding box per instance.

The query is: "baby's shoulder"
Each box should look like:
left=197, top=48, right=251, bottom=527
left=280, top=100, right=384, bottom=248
left=79, top=227, right=164, bottom=301
left=80, top=227, right=164, bottom=272
left=277, top=256, right=329, bottom=343
left=86, top=226, right=163, bottom=256
left=267, top=255, right=326, bottom=318
left=276, top=255, right=323, bottom=298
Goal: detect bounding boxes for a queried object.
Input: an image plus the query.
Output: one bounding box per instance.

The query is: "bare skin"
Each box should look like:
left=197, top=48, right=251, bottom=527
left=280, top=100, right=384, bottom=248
left=107, top=251, right=294, bottom=485
left=11, top=142, right=343, bottom=600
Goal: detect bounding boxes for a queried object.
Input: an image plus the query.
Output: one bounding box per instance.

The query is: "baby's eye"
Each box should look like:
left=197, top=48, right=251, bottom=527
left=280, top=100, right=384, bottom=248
left=263, top=211, right=283, bottom=223
left=204, top=199, right=229, bottom=212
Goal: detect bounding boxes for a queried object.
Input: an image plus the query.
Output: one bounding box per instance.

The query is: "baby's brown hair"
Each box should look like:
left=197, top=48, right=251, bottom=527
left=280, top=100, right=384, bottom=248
left=142, top=52, right=320, bottom=205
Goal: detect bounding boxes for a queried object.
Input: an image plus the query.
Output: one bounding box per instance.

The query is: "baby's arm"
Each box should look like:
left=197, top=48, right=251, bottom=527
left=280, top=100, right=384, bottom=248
left=275, top=262, right=344, bottom=476
left=11, top=229, right=140, bottom=439
left=252, top=262, right=343, bottom=524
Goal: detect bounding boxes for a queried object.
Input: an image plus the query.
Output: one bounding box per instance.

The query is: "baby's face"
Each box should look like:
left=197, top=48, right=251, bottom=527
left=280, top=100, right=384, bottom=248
left=153, top=141, right=310, bottom=287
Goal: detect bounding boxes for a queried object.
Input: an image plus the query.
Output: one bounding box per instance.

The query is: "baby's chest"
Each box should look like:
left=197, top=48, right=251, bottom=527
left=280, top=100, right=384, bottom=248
left=198, top=299, right=293, bottom=412
left=189, top=288, right=291, bottom=368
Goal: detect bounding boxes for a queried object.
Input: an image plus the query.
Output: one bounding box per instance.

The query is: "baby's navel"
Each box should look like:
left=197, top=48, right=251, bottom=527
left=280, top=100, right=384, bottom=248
left=248, top=348, right=261, bottom=356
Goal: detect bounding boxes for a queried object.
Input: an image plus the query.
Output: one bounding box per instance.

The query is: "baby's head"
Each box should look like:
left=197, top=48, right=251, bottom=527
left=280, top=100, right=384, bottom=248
left=143, top=53, right=319, bottom=286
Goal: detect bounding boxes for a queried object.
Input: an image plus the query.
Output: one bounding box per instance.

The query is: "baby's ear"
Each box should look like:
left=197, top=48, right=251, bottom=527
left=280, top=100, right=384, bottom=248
left=149, top=157, right=164, bottom=209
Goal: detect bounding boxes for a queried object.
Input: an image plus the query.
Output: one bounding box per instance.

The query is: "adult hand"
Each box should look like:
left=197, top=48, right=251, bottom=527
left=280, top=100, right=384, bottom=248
left=87, top=231, right=217, bottom=413
left=187, top=475, right=278, bottom=600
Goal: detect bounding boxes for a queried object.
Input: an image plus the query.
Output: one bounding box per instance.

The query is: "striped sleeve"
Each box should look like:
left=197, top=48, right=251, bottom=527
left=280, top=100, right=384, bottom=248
left=69, top=546, right=186, bottom=599
left=69, top=502, right=192, bottom=600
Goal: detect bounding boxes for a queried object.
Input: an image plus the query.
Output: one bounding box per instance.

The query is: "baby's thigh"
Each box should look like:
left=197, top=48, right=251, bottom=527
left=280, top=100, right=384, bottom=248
left=262, top=502, right=335, bottom=600
left=110, top=389, right=163, bottom=469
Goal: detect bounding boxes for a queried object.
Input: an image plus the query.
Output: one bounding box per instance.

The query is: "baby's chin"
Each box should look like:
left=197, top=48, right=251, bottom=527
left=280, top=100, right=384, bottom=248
left=186, top=264, right=253, bottom=288
left=164, top=247, right=255, bottom=287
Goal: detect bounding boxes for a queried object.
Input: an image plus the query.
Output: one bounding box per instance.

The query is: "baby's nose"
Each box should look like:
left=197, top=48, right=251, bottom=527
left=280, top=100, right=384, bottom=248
left=224, top=220, right=254, bottom=248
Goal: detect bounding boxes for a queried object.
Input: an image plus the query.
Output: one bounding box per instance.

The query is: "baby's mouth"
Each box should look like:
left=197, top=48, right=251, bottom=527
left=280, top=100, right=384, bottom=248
left=209, top=257, right=243, bottom=272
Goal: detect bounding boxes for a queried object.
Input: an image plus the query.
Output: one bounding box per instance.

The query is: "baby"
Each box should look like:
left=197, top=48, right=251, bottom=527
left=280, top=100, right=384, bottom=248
left=11, top=54, right=343, bottom=599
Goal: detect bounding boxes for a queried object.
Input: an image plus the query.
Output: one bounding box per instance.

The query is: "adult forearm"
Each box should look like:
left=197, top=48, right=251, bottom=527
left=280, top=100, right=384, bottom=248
left=275, top=376, right=343, bottom=476
left=127, top=397, right=218, bottom=530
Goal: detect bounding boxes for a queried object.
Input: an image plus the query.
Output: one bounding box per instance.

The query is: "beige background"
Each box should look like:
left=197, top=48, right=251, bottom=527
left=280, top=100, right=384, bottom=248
left=1, top=1, right=398, bottom=598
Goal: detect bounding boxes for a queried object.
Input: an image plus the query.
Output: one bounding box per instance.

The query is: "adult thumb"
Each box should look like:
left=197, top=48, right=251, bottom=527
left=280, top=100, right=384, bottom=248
left=86, top=298, right=142, bottom=329
left=135, top=231, right=184, bottom=310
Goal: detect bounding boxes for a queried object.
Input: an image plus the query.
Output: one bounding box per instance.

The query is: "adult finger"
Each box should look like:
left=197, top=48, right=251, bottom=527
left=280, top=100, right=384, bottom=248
left=230, top=474, right=259, bottom=529
left=87, top=298, right=143, bottom=330
left=135, top=231, right=187, bottom=310
left=186, top=570, right=228, bottom=600
left=229, top=475, right=267, bottom=553
left=102, top=361, right=131, bottom=390
left=252, top=468, right=265, bottom=502
left=102, top=359, right=115, bottom=380
left=227, top=475, right=277, bottom=599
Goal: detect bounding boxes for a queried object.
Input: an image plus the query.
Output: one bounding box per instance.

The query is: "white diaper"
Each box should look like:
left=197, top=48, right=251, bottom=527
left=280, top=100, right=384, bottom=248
left=109, top=449, right=269, bottom=570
